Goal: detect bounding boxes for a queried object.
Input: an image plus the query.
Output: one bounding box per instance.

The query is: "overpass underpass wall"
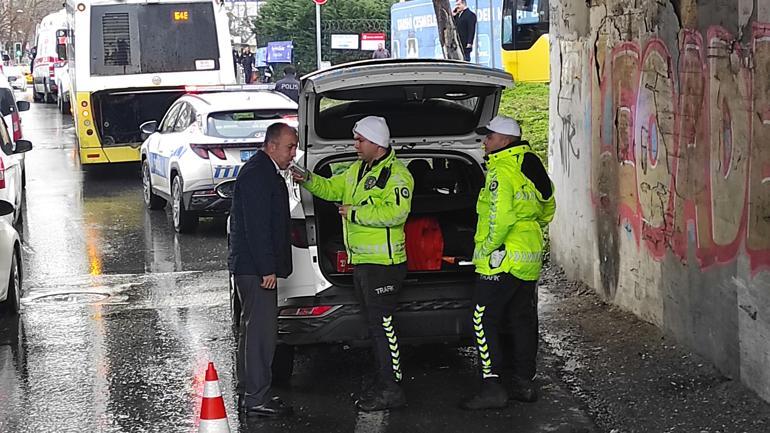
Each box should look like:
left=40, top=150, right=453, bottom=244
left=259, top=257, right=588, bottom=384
left=549, top=0, right=770, bottom=402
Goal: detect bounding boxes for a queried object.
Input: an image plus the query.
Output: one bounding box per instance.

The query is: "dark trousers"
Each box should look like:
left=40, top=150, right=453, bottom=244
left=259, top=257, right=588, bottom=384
left=244, top=68, right=253, bottom=84
left=235, top=275, right=277, bottom=406
left=353, top=263, right=407, bottom=383
left=463, top=47, right=472, bottom=62
left=472, top=273, right=538, bottom=380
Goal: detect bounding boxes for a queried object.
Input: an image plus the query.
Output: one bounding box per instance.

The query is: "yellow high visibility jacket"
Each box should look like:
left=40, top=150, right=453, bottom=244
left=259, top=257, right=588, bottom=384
left=473, top=142, right=556, bottom=280
left=304, top=148, right=414, bottom=265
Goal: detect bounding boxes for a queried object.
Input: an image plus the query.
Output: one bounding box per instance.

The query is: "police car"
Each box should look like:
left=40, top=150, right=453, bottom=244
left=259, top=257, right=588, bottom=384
left=139, top=86, right=298, bottom=233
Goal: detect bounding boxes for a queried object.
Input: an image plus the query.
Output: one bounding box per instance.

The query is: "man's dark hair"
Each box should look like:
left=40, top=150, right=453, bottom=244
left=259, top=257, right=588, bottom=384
left=283, top=65, right=296, bottom=76
left=264, top=122, right=294, bottom=147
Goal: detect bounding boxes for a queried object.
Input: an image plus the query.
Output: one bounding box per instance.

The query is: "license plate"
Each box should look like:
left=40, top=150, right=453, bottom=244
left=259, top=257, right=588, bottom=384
left=240, top=149, right=257, bottom=162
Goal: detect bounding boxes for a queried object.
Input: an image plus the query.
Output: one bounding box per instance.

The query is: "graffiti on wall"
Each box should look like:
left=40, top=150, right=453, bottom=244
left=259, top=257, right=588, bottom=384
left=593, top=23, right=770, bottom=276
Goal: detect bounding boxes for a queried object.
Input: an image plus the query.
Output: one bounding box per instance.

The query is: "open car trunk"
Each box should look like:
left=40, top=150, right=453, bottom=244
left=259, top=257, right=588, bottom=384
left=313, top=151, right=485, bottom=287
left=91, top=88, right=185, bottom=146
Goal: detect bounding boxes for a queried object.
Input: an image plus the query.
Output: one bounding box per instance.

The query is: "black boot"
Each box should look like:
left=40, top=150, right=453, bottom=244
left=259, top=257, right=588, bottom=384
left=509, top=376, right=538, bottom=402
left=460, top=379, right=508, bottom=410
left=351, top=373, right=379, bottom=401
left=355, top=380, right=406, bottom=411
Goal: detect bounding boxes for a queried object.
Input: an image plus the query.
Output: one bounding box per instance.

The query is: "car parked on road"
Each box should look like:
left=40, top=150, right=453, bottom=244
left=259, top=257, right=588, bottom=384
left=139, top=86, right=298, bottom=233
left=224, top=59, right=514, bottom=380
left=0, top=199, right=24, bottom=315
left=4, top=66, right=27, bottom=92
left=0, top=92, right=31, bottom=223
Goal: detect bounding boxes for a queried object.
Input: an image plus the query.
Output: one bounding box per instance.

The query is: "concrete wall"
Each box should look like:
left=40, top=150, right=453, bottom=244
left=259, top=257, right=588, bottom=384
left=549, top=0, right=770, bottom=401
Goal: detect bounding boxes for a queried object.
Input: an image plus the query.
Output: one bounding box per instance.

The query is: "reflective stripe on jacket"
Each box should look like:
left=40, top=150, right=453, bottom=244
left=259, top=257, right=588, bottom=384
left=473, top=143, right=556, bottom=280
left=304, top=148, right=414, bottom=265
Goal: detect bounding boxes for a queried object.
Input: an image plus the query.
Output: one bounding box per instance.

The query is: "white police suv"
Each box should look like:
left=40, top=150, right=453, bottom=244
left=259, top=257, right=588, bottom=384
left=221, top=60, right=514, bottom=381
left=139, top=86, right=298, bottom=233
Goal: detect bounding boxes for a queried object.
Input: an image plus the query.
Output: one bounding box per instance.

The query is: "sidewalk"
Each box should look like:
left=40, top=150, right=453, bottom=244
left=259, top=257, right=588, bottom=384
left=538, top=265, right=770, bottom=432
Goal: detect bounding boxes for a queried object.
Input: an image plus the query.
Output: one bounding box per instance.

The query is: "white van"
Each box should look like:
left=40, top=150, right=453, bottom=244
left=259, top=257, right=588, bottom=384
left=32, top=9, right=68, bottom=105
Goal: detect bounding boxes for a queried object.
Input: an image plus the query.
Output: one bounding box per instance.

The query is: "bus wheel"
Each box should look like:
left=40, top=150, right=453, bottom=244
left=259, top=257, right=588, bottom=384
left=171, top=175, right=198, bottom=233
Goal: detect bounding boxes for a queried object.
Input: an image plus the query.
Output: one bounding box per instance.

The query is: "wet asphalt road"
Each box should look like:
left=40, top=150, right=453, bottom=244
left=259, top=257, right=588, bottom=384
left=0, top=94, right=596, bottom=433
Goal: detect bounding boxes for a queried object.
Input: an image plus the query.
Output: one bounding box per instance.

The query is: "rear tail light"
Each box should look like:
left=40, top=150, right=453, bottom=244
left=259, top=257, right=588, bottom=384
left=0, top=157, right=6, bottom=189
left=189, top=144, right=209, bottom=159
left=11, top=113, right=21, bottom=141
left=279, top=305, right=336, bottom=317
left=290, top=219, right=308, bottom=248
left=336, top=251, right=353, bottom=273
left=48, top=65, right=55, bottom=78
left=208, top=147, right=227, bottom=160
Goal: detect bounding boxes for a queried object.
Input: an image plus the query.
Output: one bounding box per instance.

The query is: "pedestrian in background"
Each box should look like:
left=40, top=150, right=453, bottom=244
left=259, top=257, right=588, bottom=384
left=460, top=115, right=555, bottom=410
left=293, top=116, right=414, bottom=411
left=228, top=122, right=298, bottom=418
left=241, top=47, right=255, bottom=84
left=372, top=43, right=390, bottom=59
left=232, top=49, right=241, bottom=81
left=452, top=0, right=477, bottom=61
left=274, top=65, right=300, bottom=103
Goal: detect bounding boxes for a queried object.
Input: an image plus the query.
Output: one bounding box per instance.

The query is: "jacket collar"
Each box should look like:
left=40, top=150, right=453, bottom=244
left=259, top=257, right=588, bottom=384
left=486, top=140, right=531, bottom=164
left=366, top=147, right=394, bottom=169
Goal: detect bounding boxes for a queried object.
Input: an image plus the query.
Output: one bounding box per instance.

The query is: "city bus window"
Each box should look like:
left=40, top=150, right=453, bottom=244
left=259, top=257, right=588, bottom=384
left=90, top=2, right=219, bottom=76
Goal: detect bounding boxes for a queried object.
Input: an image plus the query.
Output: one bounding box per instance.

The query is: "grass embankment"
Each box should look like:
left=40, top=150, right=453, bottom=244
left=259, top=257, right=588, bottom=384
left=498, top=83, right=550, bottom=164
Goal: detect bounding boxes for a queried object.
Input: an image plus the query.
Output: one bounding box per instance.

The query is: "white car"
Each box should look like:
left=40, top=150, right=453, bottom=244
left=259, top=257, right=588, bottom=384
left=139, top=87, right=298, bottom=233
left=3, top=66, right=27, bottom=92
left=0, top=77, right=30, bottom=191
left=225, top=59, right=514, bottom=380
left=0, top=201, right=23, bottom=315
left=0, top=110, right=31, bottom=224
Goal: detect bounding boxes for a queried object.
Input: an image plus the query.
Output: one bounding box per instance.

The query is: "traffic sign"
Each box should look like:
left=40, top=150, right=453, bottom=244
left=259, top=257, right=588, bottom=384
left=312, top=0, right=327, bottom=5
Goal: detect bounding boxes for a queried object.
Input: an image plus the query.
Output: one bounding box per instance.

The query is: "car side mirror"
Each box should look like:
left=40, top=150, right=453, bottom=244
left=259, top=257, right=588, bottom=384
left=16, top=101, right=29, bottom=112
left=215, top=180, right=235, bottom=199
left=13, top=139, right=32, bottom=154
left=140, top=120, right=157, bottom=135
left=0, top=200, right=13, bottom=216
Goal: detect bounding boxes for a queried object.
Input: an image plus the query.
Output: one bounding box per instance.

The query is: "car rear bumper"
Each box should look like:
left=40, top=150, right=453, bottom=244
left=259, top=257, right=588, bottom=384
left=184, top=190, right=231, bottom=214
left=276, top=284, right=475, bottom=346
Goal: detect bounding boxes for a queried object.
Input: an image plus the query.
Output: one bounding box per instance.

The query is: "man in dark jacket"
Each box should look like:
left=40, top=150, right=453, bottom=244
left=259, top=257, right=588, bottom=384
left=228, top=122, right=298, bottom=418
left=274, top=65, right=300, bottom=103
left=452, top=0, right=477, bottom=61
left=241, top=47, right=255, bottom=84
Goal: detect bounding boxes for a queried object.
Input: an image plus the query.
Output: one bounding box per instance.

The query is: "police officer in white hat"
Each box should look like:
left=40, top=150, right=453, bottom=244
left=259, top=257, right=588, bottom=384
left=293, top=116, right=415, bottom=411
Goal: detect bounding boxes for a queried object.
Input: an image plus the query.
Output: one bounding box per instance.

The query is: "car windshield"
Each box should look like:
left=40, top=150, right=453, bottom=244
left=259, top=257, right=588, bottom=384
left=206, top=110, right=296, bottom=139
left=4, top=67, right=21, bottom=77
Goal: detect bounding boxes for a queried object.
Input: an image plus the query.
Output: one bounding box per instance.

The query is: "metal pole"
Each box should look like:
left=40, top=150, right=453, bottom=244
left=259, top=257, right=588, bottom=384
left=316, top=3, right=322, bottom=70
left=489, top=0, right=495, bottom=68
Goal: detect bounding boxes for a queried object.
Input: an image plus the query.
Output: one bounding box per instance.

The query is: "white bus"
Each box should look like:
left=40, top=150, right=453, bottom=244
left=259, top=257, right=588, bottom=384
left=64, top=0, right=236, bottom=164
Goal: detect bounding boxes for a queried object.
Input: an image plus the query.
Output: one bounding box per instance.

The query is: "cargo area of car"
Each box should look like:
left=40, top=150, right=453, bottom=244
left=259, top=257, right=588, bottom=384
left=91, top=88, right=185, bottom=146
left=312, top=151, right=485, bottom=287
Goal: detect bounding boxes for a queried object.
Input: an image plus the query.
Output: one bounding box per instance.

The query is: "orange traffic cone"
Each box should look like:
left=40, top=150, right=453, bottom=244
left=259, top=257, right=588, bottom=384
left=199, top=362, right=230, bottom=433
